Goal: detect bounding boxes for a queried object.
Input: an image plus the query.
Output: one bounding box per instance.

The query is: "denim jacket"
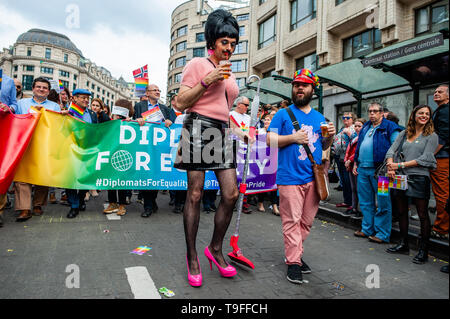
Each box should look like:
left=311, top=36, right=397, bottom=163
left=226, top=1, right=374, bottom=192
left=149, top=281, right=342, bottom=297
left=354, top=118, right=401, bottom=168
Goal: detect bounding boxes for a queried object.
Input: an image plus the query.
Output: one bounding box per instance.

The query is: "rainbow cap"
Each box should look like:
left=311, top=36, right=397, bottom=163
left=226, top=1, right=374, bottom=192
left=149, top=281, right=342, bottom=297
left=292, top=69, right=320, bottom=88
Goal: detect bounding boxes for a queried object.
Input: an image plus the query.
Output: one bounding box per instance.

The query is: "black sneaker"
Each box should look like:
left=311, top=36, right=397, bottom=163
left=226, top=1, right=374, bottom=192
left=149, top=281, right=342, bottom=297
left=286, top=265, right=303, bottom=284
left=300, top=259, right=311, bottom=274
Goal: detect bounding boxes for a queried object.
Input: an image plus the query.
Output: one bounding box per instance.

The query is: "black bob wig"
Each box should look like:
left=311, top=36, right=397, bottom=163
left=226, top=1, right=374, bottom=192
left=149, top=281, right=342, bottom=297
left=205, top=9, right=240, bottom=50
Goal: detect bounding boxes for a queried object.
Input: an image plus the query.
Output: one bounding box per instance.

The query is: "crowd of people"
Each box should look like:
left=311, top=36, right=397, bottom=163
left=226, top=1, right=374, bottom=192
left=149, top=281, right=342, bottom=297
left=0, top=8, right=448, bottom=287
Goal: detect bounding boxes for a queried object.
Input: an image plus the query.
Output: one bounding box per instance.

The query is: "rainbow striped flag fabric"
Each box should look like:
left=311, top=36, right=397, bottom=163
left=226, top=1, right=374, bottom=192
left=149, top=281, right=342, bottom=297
left=59, top=80, right=65, bottom=91
left=68, top=103, right=85, bottom=120
left=134, top=77, right=148, bottom=98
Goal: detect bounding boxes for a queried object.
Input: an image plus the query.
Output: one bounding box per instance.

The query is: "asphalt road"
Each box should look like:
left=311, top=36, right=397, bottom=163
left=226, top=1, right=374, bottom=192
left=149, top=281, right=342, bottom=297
left=0, top=190, right=448, bottom=300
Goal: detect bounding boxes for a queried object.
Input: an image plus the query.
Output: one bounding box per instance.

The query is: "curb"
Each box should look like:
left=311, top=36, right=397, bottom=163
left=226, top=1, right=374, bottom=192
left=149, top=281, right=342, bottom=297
left=317, top=206, right=449, bottom=262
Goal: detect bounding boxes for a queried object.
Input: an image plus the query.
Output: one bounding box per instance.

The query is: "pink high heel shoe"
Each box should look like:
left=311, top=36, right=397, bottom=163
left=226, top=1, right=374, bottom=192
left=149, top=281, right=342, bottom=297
left=204, top=246, right=237, bottom=277
left=186, top=256, right=202, bottom=287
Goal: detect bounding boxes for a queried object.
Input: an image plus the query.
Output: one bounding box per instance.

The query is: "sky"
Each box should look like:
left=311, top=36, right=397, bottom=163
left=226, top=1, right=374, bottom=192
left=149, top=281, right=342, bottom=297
left=0, top=0, right=242, bottom=100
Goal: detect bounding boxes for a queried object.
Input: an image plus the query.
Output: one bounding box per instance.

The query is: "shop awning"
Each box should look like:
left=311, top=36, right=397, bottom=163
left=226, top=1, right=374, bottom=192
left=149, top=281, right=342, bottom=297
left=364, top=31, right=449, bottom=87
left=315, top=58, right=410, bottom=97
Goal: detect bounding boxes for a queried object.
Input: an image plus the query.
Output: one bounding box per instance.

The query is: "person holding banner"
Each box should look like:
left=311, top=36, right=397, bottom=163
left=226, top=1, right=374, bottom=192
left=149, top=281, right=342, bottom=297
left=175, top=9, right=250, bottom=287
left=64, top=89, right=98, bottom=219
left=103, top=100, right=135, bottom=216
left=134, top=84, right=176, bottom=218
left=385, top=105, right=438, bottom=264
left=0, top=72, right=18, bottom=227
left=267, top=69, right=335, bottom=284
left=12, top=77, right=61, bottom=221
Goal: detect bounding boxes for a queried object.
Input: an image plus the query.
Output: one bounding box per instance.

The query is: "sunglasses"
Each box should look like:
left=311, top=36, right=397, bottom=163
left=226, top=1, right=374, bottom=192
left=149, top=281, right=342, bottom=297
left=16, top=86, right=22, bottom=89
left=342, top=116, right=352, bottom=120
left=368, top=109, right=381, bottom=114
left=241, top=103, right=249, bottom=107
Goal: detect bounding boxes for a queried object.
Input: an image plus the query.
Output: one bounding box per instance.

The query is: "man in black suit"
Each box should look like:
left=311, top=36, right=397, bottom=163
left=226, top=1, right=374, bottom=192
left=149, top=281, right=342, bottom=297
left=134, top=84, right=176, bottom=218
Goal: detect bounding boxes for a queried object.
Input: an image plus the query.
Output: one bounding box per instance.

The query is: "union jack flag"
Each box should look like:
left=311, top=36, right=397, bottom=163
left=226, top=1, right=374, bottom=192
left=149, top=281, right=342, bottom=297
left=132, top=65, right=148, bottom=79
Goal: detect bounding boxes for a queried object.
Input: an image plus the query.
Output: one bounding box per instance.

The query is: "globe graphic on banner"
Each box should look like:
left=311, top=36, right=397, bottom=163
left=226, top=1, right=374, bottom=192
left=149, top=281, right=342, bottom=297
left=111, top=150, right=134, bottom=172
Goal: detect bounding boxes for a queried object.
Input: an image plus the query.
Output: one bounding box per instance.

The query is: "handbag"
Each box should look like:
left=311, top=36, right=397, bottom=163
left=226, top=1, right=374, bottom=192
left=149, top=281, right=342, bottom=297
left=328, top=161, right=340, bottom=183
left=375, top=132, right=407, bottom=179
left=286, top=108, right=330, bottom=201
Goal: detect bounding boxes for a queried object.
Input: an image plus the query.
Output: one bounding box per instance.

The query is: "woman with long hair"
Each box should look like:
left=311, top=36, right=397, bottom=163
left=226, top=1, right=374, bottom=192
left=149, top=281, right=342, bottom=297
left=385, top=105, right=438, bottom=264
left=175, top=9, right=252, bottom=287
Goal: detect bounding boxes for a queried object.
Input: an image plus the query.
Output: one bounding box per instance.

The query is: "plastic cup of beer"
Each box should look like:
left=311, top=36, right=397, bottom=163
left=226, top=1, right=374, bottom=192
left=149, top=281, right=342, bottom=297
left=219, top=60, right=232, bottom=79
left=321, top=122, right=329, bottom=137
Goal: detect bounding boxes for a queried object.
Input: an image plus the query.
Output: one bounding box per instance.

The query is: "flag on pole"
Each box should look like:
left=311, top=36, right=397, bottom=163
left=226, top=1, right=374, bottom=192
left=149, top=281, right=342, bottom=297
left=133, top=65, right=148, bottom=79
left=59, top=80, right=65, bottom=91
left=134, top=77, right=148, bottom=98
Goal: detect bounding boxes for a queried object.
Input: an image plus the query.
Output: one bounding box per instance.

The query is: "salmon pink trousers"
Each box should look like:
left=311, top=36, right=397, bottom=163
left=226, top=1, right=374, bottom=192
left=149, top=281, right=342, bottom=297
left=278, top=182, right=320, bottom=266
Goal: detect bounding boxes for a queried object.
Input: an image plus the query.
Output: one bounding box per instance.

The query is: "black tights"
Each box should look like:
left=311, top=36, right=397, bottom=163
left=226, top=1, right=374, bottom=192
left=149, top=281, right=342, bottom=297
left=393, top=191, right=431, bottom=243
left=184, top=169, right=238, bottom=274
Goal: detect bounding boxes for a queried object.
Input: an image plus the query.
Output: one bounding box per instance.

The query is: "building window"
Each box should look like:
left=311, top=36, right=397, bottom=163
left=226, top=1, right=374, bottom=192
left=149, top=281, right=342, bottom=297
left=175, top=73, right=182, bottom=83
left=230, top=59, right=247, bottom=73
left=235, top=41, right=248, bottom=54
left=291, top=0, right=317, bottom=31
left=168, top=76, right=173, bottom=86
left=415, top=0, right=449, bottom=35
left=45, top=48, right=51, bottom=59
left=258, top=15, right=277, bottom=49
left=239, top=26, right=245, bottom=37
left=343, top=29, right=382, bottom=60
left=237, top=14, right=249, bottom=21
left=193, top=47, right=205, bottom=58
left=23, top=65, right=34, bottom=72
left=91, top=83, right=95, bottom=90
left=22, top=75, right=34, bottom=91
left=259, top=0, right=267, bottom=4
left=73, top=83, right=77, bottom=91
left=335, top=0, right=346, bottom=5
left=64, top=53, right=68, bottom=63
left=262, top=69, right=276, bottom=78
left=14, top=65, right=18, bottom=72
left=27, top=47, right=32, bottom=57
left=175, top=56, right=186, bottom=68
left=236, top=78, right=246, bottom=88
left=74, top=74, right=77, bottom=81
left=59, top=70, right=70, bottom=78
left=196, top=32, right=205, bottom=42
left=40, top=67, right=54, bottom=74
left=177, top=25, right=188, bottom=37
left=176, top=41, right=187, bottom=52
left=296, top=52, right=317, bottom=72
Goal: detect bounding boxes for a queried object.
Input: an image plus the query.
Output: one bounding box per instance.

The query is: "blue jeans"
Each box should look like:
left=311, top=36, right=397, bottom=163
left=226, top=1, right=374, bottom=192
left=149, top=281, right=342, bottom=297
left=66, top=189, right=87, bottom=209
left=357, top=167, right=392, bottom=242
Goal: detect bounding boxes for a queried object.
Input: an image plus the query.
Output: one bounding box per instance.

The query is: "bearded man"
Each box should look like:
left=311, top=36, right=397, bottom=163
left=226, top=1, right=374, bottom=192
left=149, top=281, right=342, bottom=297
left=267, top=69, right=336, bottom=284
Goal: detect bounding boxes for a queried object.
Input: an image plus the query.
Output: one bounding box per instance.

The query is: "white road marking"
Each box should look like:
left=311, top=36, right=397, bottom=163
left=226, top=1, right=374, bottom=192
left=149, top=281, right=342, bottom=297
left=125, top=266, right=161, bottom=299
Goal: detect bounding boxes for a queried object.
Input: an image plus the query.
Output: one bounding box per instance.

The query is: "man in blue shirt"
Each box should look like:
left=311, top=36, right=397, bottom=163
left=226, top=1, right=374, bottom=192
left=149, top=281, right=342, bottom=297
left=0, top=73, right=18, bottom=112
left=64, top=89, right=98, bottom=219
left=13, top=77, right=61, bottom=222
left=267, top=69, right=336, bottom=285
left=353, top=102, right=401, bottom=243
left=14, top=77, right=60, bottom=115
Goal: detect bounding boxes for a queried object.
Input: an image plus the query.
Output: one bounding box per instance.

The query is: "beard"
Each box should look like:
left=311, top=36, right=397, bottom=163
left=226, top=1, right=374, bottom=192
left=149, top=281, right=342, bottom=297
left=292, top=89, right=313, bottom=108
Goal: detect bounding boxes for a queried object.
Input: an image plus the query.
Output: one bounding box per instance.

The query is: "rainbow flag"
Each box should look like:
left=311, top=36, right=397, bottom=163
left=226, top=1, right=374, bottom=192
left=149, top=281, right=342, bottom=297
left=68, top=103, right=85, bottom=120
left=377, top=176, right=390, bottom=196
left=59, top=80, right=65, bottom=91
left=135, top=78, right=148, bottom=91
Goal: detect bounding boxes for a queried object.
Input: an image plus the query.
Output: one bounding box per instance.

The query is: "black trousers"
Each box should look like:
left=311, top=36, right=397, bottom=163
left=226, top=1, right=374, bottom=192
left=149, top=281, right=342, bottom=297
left=141, top=190, right=158, bottom=210
left=108, top=190, right=127, bottom=205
